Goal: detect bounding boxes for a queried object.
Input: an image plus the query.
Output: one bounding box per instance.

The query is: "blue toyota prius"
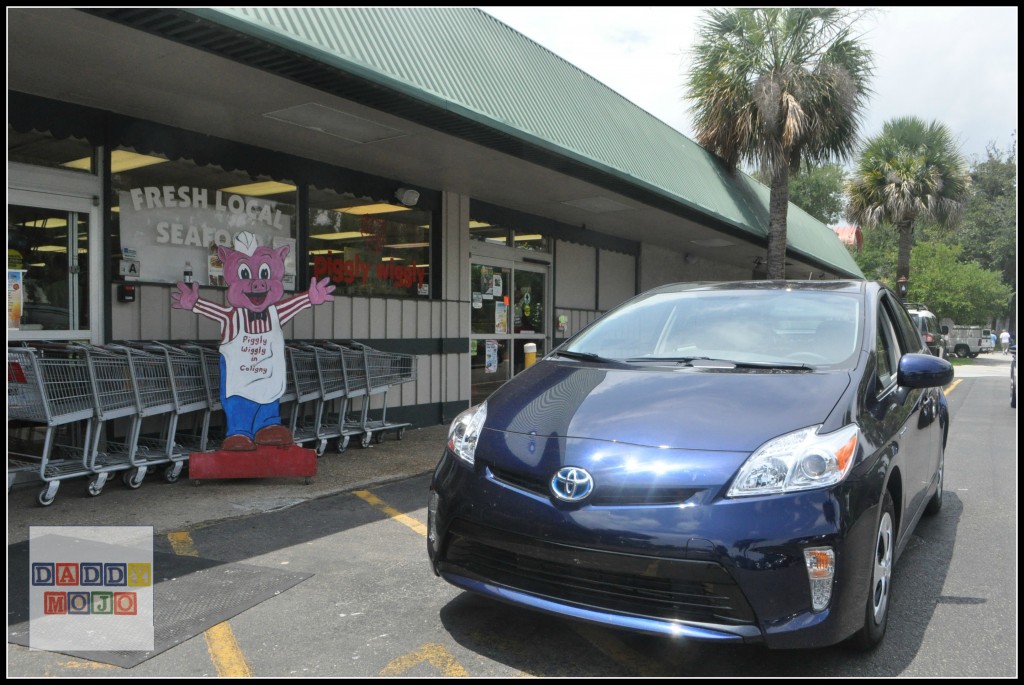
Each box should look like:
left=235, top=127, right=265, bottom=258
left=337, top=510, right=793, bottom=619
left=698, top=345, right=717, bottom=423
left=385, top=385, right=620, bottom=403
left=428, top=280, right=953, bottom=650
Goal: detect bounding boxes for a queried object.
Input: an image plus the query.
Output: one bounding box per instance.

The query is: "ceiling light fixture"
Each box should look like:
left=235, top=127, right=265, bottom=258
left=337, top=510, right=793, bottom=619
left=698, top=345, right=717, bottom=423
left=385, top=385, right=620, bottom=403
left=338, top=203, right=409, bottom=215
left=219, top=181, right=296, bottom=196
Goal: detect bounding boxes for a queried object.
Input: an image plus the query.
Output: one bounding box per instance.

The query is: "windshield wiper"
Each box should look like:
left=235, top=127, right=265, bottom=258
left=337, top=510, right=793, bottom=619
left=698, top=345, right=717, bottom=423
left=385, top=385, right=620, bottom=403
left=726, top=360, right=814, bottom=370
left=624, top=356, right=714, bottom=363
left=625, top=356, right=813, bottom=370
left=554, top=350, right=618, bottom=364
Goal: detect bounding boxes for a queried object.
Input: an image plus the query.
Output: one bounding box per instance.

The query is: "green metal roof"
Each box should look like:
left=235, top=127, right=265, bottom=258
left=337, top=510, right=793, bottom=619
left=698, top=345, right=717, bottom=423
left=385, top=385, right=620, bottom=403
left=158, top=7, right=862, bottom=277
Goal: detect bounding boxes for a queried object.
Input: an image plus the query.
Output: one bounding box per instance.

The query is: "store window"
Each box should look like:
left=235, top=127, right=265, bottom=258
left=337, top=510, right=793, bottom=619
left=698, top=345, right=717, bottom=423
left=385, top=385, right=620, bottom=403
left=307, top=186, right=432, bottom=298
left=8, top=127, right=100, bottom=338
left=109, top=147, right=298, bottom=289
left=469, top=219, right=550, bottom=253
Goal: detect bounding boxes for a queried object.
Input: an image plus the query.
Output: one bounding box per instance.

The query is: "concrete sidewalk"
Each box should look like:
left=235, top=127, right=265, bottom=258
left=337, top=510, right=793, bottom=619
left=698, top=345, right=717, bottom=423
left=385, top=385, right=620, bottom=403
left=946, top=350, right=1014, bottom=377
left=6, top=423, right=450, bottom=546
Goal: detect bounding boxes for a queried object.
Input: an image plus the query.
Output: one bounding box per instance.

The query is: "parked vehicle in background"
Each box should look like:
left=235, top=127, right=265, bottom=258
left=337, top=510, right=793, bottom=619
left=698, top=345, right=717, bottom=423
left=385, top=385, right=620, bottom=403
left=430, top=280, right=953, bottom=650
left=941, top=324, right=994, bottom=358
left=905, top=303, right=946, bottom=358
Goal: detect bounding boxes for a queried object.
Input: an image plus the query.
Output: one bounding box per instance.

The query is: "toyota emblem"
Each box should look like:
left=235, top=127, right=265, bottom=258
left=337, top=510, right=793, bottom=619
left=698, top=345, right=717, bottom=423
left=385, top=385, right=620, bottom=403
left=550, top=467, right=594, bottom=502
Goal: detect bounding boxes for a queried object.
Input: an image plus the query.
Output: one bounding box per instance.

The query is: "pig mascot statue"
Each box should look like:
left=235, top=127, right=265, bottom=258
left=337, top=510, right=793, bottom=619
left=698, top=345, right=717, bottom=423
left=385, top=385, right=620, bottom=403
left=172, top=230, right=335, bottom=451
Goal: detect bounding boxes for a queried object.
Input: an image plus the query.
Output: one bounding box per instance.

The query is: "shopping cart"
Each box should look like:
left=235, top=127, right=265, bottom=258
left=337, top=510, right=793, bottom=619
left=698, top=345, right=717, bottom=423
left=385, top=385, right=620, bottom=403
left=353, top=341, right=416, bottom=445
left=8, top=344, right=97, bottom=506
left=179, top=342, right=224, bottom=453
left=285, top=343, right=327, bottom=455
left=80, top=343, right=173, bottom=492
left=114, top=341, right=210, bottom=483
left=320, top=341, right=372, bottom=450
left=306, top=341, right=352, bottom=452
left=318, top=341, right=416, bottom=449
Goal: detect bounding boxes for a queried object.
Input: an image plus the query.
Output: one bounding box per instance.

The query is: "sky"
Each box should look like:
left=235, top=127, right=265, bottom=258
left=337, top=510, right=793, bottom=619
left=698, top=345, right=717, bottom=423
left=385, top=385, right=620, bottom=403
left=479, top=6, right=1018, bottom=166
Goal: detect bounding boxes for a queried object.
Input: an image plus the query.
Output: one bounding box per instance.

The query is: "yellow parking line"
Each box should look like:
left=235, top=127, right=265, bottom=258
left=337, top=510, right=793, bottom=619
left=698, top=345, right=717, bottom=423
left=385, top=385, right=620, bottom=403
left=379, top=643, right=469, bottom=677
left=353, top=490, right=428, bottom=537
left=166, top=531, right=254, bottom=677
left=944, top=379, right=963, bottom=394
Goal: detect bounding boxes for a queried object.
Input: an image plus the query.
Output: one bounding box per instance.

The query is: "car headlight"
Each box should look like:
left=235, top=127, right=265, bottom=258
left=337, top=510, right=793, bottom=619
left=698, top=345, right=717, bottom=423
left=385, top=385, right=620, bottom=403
left=727, top=424, right=859, bottom=497
left=447, top=401, right=487, bottom=466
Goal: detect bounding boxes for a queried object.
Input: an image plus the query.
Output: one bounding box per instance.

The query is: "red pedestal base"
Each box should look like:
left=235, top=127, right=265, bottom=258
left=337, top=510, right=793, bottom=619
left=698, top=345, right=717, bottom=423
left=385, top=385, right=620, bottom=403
left=188, top=444, right=317, bottom=481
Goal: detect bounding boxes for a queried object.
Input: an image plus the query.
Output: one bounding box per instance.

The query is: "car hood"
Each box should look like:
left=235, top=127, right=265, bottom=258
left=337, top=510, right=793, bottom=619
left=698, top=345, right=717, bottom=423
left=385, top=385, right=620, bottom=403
left=484, top=360, right=852, bottom=452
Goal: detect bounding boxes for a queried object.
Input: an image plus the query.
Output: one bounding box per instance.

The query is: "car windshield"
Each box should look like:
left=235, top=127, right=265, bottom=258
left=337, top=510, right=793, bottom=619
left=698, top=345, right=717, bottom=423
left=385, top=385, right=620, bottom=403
left=563, top=288, right=862, bottom=368
left=910, top=312, right=935, bottom=334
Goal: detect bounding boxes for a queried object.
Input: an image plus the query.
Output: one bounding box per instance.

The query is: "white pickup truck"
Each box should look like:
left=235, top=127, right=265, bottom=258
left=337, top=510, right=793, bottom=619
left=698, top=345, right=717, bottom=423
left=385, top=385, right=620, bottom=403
left=942, top=324, right=995, bottom=358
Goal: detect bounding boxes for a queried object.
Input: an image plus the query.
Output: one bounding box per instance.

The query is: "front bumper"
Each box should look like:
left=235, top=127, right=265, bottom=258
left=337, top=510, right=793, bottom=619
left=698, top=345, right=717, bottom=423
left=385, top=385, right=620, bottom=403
left=428, top=445, right=879, bottom=649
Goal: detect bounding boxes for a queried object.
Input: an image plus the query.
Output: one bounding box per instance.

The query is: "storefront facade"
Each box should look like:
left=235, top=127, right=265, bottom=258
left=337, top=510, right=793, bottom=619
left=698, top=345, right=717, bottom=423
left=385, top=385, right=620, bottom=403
left=8, top=8, right=863, bottom=428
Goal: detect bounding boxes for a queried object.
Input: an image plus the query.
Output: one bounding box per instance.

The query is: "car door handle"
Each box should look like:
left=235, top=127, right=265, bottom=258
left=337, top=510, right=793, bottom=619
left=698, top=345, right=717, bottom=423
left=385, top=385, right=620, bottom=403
left=899, top=426, right=908, bottom=437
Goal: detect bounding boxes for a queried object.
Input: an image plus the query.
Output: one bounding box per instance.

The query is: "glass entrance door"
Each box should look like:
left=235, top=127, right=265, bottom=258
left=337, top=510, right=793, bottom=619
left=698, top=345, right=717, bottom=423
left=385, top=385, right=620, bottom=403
left=469, top=260, right=548, bottom=405
left=8, top=202, right=91, bottom=335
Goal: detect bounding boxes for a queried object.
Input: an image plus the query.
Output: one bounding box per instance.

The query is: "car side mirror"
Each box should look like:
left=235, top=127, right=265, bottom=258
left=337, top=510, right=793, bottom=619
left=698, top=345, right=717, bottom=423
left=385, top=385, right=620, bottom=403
left=898, top=352, right=954, bottom=389
left=941, top=325, right=949, bottom=335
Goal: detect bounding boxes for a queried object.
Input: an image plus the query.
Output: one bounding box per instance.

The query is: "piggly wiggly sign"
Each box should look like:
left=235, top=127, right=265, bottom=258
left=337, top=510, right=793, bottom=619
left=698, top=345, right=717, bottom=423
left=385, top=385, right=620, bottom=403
left=172, top=231, right=335, bottom=451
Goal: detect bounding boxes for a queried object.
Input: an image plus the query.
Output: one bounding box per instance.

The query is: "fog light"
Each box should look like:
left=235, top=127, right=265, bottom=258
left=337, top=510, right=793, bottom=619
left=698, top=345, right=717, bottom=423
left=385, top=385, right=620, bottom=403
left=427, top=490, right=440, bottom=555
left=804, top=546, right=835, bottom=611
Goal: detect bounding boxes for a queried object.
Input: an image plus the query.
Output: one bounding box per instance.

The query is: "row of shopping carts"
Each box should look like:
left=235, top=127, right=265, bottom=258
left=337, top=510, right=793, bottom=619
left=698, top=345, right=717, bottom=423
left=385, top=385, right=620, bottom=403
left=282, top=340, right=416, bottom=455
left=7, top=339, right=416, bottom=506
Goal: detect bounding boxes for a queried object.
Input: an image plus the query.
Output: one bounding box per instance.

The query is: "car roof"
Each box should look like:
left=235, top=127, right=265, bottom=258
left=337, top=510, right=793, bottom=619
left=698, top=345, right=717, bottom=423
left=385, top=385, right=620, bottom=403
left=904, top=302, right=935, bottom=313
left=646, top=280, right=870, bottom=296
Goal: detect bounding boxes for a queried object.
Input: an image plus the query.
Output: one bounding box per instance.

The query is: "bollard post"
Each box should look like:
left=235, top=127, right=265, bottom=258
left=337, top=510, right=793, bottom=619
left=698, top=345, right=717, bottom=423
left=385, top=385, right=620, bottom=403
left=524, top=342, right=537, bottom=368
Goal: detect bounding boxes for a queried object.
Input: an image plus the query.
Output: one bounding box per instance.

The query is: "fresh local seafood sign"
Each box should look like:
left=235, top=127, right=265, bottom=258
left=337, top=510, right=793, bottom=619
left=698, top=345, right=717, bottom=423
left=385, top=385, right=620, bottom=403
left=118, top=186, right=293, bottom=286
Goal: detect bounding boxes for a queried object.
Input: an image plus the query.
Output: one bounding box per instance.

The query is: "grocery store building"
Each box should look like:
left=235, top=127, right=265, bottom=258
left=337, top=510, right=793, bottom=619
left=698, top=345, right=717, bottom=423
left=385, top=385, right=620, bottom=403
left=7, top=7, right=864, bottom=427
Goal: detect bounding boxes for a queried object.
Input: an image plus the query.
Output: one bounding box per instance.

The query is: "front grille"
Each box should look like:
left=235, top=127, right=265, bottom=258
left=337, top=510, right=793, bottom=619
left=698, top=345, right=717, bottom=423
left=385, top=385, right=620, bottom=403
left=442, top=519, right=755, bottom=625
left=489, top=465, right=702, bottom=506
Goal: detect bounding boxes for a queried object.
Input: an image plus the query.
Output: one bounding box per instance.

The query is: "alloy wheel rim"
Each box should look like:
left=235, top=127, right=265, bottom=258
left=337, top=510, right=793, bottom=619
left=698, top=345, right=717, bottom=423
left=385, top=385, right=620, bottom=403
left=871, top=511, right=894, bottom=623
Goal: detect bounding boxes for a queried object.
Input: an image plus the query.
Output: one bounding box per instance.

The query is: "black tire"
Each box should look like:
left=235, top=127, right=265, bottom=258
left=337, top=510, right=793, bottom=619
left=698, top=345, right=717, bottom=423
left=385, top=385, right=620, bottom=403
left=850, top=491, right=895, bottom=651
left=955, top=345, right=969, bottom=359
left=924, top=442, right=944, bottom=516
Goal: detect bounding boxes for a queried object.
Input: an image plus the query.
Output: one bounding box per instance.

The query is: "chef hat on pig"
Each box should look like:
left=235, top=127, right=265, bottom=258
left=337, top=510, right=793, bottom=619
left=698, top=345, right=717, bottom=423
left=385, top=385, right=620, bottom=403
left=233, top=231, right=260, bottom=256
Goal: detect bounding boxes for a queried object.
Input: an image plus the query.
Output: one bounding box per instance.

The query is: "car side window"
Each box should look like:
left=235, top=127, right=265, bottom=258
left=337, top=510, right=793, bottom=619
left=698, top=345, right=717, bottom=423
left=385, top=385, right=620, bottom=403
left=888, top=297, right=922, bottom=354
left=875, top=307, right=900, bottom=390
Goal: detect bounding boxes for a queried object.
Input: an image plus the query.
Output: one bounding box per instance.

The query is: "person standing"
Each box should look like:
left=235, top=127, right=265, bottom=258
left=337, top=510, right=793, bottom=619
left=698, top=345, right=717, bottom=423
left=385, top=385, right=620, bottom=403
left=999, top=329, right=1011, bottom=354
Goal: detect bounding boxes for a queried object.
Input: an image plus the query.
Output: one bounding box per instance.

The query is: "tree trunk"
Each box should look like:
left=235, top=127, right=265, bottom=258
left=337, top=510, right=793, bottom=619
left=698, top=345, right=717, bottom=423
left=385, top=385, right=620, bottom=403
left=896, top=219, right=914, bottom=286
left=767, top=166, right=790, bottom=280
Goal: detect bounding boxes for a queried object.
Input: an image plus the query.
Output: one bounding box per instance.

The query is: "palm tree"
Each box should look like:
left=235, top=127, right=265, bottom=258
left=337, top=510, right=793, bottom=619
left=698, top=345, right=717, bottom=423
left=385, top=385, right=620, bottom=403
left=845, top=116, right=971, bottom=295
left=687, top=8, right=874, bottom=279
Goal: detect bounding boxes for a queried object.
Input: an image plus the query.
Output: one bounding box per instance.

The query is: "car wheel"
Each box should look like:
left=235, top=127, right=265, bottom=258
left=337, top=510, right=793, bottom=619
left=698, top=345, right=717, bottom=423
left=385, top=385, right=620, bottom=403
left=955, top=345, right=969, bottom=358
left=850, top=491, right=895, bottom=651
left=924, top=443, right=944, bottom=516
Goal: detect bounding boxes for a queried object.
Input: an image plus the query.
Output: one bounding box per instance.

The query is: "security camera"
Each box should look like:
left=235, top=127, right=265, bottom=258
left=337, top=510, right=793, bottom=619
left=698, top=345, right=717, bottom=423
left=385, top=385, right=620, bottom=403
left=395, top=188, right=420, bottom=206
